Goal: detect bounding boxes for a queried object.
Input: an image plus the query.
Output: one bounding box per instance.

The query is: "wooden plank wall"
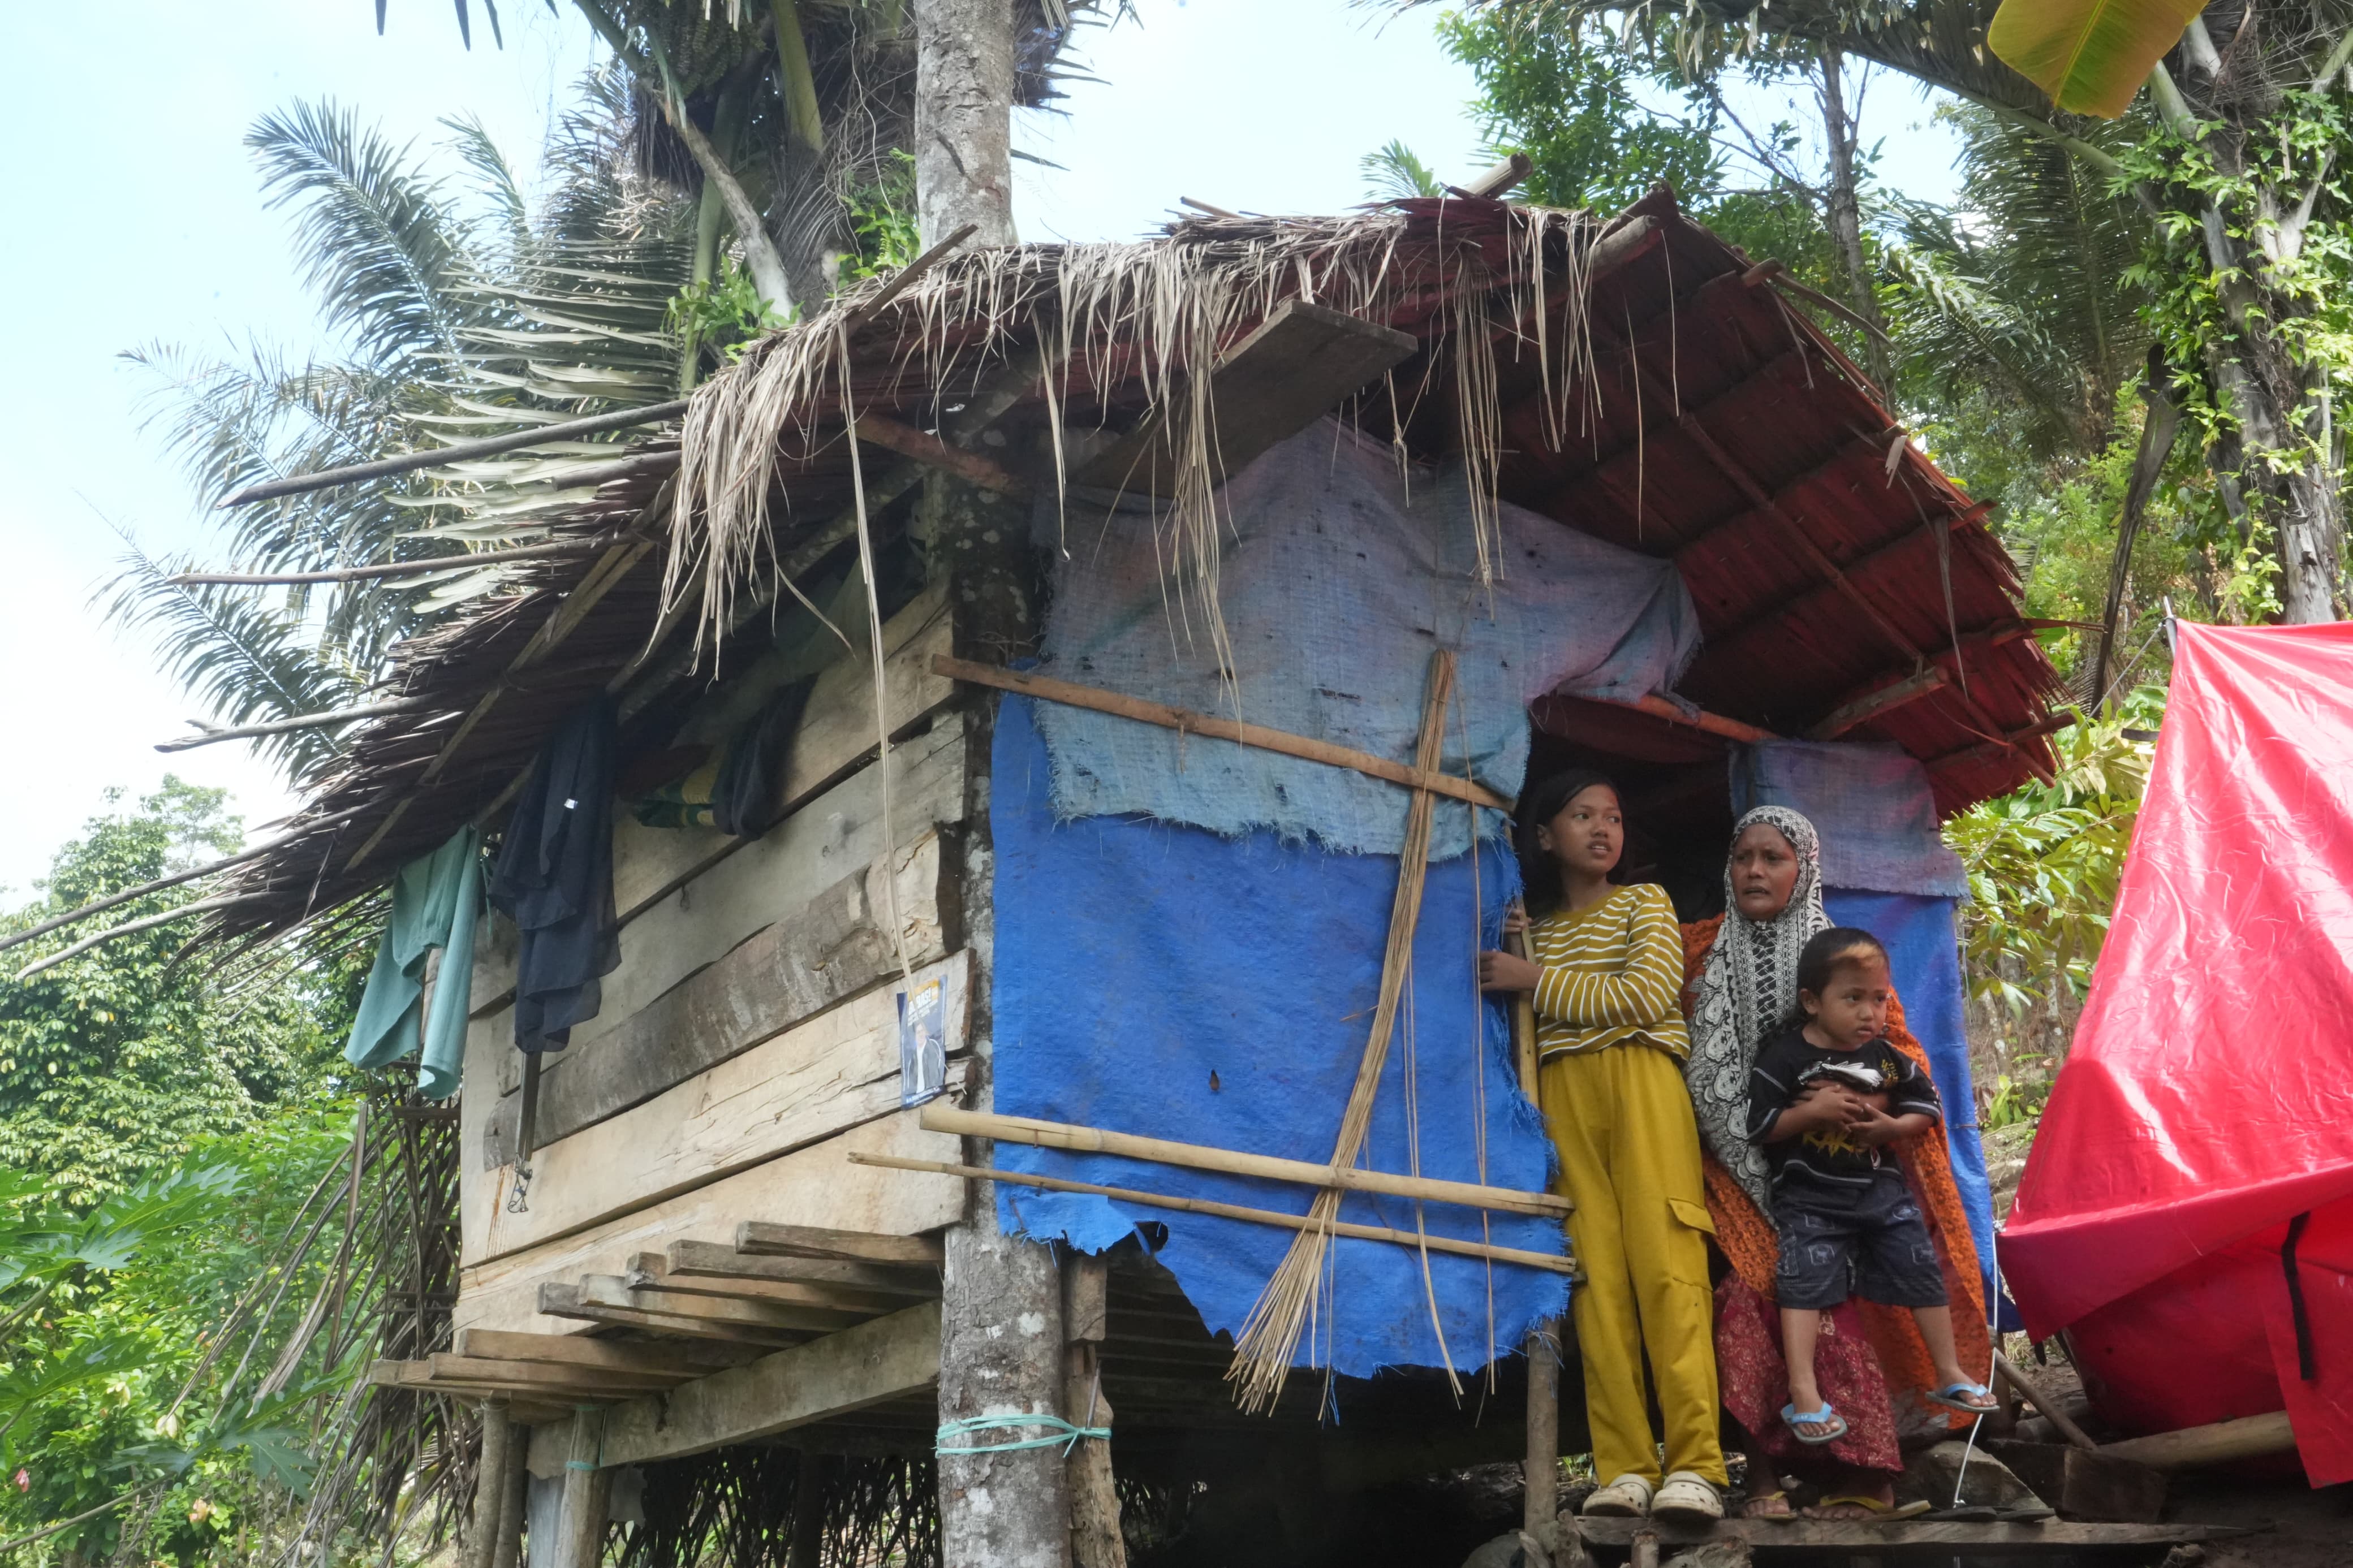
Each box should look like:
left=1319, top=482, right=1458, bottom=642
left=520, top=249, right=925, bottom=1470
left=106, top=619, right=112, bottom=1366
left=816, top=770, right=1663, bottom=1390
left=454, top=586, right=973, bottom=1337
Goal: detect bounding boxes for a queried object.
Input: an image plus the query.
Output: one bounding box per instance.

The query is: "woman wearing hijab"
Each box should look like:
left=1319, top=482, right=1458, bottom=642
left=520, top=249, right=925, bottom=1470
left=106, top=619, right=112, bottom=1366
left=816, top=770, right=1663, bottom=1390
left=1683, top=807, right=1993, bottom=1519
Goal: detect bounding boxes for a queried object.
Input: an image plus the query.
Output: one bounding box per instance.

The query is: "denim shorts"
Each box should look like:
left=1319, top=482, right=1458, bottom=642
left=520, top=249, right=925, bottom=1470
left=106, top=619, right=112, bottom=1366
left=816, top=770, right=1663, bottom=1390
left=1771, top=1172, right=1948, bottom=1311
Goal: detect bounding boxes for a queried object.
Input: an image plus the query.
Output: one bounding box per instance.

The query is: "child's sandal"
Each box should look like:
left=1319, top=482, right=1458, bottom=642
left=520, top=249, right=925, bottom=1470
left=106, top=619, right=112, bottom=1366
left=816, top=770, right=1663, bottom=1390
left=1927, top=1380, right=1999, bottom=1414
left=1779, top=1401, right=1850, bottom=1445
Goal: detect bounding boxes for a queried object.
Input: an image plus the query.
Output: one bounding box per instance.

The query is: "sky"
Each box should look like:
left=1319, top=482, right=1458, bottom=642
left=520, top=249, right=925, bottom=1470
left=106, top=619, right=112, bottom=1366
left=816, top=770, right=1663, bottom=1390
left=0, top=0, right=1962, bottom=900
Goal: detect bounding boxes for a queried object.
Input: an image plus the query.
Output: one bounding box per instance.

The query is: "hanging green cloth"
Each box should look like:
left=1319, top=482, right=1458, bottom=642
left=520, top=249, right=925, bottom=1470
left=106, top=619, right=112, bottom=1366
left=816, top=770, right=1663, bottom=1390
left=344, top=826, right=484, bottom=1099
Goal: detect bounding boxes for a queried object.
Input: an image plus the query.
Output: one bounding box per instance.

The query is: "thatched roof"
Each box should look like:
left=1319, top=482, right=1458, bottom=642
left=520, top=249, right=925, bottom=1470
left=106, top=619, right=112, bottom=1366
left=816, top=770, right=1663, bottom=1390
left=197, top=189, right=2061, bottom=951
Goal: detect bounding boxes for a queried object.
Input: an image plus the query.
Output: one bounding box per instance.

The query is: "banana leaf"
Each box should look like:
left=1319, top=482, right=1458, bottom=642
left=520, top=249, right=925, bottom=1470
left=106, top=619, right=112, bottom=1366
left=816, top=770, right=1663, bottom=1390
left=1988, top=0, right=2210, bottom=116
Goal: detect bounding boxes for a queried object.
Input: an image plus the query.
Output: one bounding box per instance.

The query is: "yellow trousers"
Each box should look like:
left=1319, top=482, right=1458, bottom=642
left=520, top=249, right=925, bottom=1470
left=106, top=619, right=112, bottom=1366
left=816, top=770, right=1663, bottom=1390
left=1541, top=1043, right=1726, bottom=1488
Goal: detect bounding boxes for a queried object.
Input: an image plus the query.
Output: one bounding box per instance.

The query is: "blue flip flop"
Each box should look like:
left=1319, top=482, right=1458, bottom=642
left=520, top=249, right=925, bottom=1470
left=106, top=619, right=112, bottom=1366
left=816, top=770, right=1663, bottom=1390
left=1928, top=1380, right=1999, bottom=1414
left=1780, top=1401, right=1850, bottom=1444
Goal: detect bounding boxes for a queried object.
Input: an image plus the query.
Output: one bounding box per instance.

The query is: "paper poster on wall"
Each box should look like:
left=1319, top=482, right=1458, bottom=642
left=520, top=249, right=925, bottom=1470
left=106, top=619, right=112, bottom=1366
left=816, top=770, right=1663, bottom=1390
left=898, top=975, right=946, bottom=1108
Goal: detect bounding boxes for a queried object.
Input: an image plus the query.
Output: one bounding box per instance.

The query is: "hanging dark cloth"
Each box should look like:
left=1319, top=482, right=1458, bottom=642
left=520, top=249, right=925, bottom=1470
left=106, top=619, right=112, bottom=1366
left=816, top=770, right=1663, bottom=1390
left=491, top=698, right=621, bottom=1053
left=710, top=674, right=819, bottom=837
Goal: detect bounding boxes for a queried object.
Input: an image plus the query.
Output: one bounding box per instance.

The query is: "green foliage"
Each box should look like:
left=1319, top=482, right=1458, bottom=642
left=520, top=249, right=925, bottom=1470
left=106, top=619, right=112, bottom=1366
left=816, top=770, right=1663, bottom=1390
left=0, top=781, right=348, bottom=1206
left=1361, top=139, right=1450, bottom=200
left=665, top=257, right=792, bottom=364
left=842, top=149, right=921, bottom=284
left=1944, top=692, right=2162, bottom=1013
left=1979, top=1068, right=2052, bottom=1130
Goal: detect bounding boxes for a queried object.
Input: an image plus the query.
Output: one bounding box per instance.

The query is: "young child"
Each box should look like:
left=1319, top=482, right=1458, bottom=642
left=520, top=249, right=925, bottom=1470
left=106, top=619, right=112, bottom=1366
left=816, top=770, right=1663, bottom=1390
left=1744, top=927, right=1998, bottom=1441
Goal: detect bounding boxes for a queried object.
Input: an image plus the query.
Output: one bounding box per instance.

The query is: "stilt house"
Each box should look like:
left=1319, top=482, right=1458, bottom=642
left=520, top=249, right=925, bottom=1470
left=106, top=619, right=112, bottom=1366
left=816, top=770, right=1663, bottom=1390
left=201, top=188, right=2060, bottom=1563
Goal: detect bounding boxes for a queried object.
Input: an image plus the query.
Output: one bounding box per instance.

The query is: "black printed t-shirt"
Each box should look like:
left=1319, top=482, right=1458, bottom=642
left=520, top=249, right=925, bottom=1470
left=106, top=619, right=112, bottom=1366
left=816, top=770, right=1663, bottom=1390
left=1744, top=1027, right=1942, bottom=1196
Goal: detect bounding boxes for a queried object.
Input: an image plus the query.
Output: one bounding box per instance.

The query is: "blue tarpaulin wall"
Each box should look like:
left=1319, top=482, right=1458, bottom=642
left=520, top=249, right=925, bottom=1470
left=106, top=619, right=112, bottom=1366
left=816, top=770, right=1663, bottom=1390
left=988, top=696, right=1571, bottom=1384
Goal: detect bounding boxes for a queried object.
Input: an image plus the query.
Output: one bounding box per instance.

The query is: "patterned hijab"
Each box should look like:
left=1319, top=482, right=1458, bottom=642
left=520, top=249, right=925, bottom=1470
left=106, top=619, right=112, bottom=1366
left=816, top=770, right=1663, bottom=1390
left=1687, top=806, right=1829, bottom=1212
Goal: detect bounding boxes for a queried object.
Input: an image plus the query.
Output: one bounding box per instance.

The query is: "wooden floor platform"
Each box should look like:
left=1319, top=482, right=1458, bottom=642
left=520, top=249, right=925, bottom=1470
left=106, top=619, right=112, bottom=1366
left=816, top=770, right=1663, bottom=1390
left=1575, top=1514, right=2254, bottom=1560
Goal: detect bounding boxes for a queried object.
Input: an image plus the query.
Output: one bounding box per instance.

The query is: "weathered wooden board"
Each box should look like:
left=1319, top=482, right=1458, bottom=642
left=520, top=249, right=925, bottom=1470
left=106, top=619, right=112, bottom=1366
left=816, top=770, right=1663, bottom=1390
left=453, top=1329, right=758, bottom=1377
left=1572, top=1516, right=2246, bottom=1554
left=479, top=831, right=956, bottom=1165
left=464, top=952, right=967, bottom=1264
left=466, top=585, right=954, bottom=1018
left=476, top=711, right=966, bottom=1100
left=525, top=1302, right=943, bottom=1474
left=453, top=1109, right=968, bottom=1337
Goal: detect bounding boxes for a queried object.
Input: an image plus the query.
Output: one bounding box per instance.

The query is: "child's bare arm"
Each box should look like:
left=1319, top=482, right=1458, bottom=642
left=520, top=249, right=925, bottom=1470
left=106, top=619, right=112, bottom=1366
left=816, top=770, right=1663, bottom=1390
left=1762, top=1081, right=1865, bottom=1144
left=1850, top=1106, right=1936, bottom=1148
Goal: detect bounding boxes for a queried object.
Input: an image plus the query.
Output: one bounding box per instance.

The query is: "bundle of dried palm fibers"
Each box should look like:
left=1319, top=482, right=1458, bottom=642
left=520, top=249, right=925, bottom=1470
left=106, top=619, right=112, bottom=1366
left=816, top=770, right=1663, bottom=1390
left=1225, top=651, right=1456, bottom=1412
left=662, top=205, right=1612, bottom=671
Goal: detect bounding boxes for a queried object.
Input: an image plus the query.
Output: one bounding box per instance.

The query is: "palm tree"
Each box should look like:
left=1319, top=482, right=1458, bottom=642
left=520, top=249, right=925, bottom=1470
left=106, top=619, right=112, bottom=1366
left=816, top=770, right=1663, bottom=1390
left=111, top=73, right=700, bottom=781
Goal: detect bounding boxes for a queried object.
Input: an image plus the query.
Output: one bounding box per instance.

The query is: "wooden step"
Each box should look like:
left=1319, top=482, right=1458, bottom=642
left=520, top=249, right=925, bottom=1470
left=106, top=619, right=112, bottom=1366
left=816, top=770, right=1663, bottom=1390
left=735, top=1221, right=945, bottom=1267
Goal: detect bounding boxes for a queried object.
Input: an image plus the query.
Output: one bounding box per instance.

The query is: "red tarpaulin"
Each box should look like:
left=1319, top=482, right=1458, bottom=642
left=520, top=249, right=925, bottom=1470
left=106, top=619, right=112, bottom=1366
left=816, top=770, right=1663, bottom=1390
left=2003, top=622, right=2353, bottom=1486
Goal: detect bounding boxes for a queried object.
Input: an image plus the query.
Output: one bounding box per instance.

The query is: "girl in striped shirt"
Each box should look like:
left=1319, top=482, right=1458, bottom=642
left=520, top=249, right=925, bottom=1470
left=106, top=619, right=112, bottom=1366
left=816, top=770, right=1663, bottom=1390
left=1480, top=769, right=1726, bottom=1523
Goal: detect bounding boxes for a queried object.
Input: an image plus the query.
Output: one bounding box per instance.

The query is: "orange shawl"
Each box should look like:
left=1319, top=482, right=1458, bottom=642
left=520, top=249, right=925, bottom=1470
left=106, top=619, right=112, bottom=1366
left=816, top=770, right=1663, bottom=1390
left=1682, top=915, right=1992, bottom=1430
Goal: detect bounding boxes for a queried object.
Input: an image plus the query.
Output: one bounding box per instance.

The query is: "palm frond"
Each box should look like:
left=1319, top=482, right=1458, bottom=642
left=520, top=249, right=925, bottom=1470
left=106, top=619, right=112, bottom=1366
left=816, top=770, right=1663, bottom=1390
left=1360, top=139, right=1449, bottom=200
left=100, top=538, right=368, bottom=781
left=248, top=100, right=485, bottom=375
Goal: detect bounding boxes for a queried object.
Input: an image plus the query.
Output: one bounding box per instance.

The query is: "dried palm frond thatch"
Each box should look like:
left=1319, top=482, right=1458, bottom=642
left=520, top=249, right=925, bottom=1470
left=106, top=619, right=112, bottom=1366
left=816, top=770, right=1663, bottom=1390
left=666, top=201, right=1612, bottom=675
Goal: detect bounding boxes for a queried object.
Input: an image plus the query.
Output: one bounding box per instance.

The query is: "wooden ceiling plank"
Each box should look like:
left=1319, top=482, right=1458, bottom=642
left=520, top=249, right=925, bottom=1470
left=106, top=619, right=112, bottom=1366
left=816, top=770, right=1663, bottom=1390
left=734, top=1223, right=947, bottom=1268
left=455, top=1328, right=760, bottom=1377
left=663, top=1239, right=938, bottom=1296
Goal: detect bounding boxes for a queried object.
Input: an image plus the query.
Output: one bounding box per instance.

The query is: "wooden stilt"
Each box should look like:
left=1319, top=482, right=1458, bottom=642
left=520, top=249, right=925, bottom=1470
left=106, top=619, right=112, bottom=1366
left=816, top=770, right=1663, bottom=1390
left=468, top=1402, right=513, bottom=1568
left=785, top=1450, right=826, bottom=1568
left=1524, top=1320, right=1561, bottom=1566
left=1063, top=1252, right=1126, bottom=1568
left=490, top=1413, right=528, bottom=1568
left=555, top=1415, right=610, bottom=1568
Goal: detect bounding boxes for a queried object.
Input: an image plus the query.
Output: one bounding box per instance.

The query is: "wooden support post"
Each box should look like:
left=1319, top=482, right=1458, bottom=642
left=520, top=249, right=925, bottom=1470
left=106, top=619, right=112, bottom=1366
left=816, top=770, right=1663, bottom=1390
left=2097, top=1409, right=2297, bottom=1471
left=1994, top=1359, right=2097, bottom=1451
left=491, top=1416, right=529, bottom=1568
left=555, top=1414, right=610, bottom=1568
left=1063, top=1252, right=1124, bottom=1568
left=786, top=1450, right=827, bottom=1568
left=469, top=1402, right=514, bottom=1568
left=1524, top=1319, right=1561, bottom=1565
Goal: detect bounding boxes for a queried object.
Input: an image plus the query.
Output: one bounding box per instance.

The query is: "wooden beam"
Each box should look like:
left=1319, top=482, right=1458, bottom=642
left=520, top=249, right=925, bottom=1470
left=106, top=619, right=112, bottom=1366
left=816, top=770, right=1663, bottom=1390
left=1808, top=666, right=1947, bottom=740
left=532, top=1281, right=800, bottom=1346
left=920, top=1104, right=1571, bottom=1219
left=1700, top=500, right=1993, bottom=655
left=1927, top=712, right=2075, bottom=774
left=1073, top=299, right=1418, bottom=496
left=1454, top=151, right=1532, bottom=200
left=626, top=1253, right=912, bottom=1315
left=1994, top=1357, right=2097, bottom=1450
left=663, top=1238, right=938, bottom=1295
left=454, top=1328, right=758, bottom=1377
left=369, top=1359, right=635, bottom=1403
left=428, top=1354, right=687, bottom=1394
left=933, top=656, right=1514, bottom=811
left=734, top=1223, right=946, bottom=1268
left=1986, top=1441, right=2167, bottom=1523
left=852, top=413, right=1032, bottom=500
left=571, top=1301, right=943, bottom=1468
left=852, top=1152, right=1578, bottom=1275
left=1671, top=416, right=2053, bottom=785
left=573, top=1274, right=868, bottom=1334
left=1601, top=692, right=1776, bottom=744
left=1574, top=1516, right=2246, bottom=1554
left=2097, top=1410, right=2297, bottom=1472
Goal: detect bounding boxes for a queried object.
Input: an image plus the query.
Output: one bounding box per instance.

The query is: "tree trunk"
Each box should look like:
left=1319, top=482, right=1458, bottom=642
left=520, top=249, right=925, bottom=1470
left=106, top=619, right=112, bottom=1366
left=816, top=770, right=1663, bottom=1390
left=911, top=0, right=1019, bottom=247
left=1817, top=44, right=1894, bottom=394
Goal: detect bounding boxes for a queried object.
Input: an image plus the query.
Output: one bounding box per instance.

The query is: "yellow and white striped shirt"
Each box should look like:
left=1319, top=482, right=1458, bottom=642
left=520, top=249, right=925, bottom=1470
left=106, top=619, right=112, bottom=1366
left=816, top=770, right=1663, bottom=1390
left=1528, top=883, right=1691, bottom=1062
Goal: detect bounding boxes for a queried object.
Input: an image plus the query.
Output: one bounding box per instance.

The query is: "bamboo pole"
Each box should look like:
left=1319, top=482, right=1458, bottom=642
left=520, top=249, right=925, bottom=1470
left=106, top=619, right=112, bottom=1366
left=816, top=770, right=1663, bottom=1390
left=12, top=893, right=269, bottom=981
left=221, top=405, right=690, bottom=508
left=158, top=697, right=429, bottom=753
left=933, top=655, right=1514, bottom=813
left=466, top=1402, right=512, bottom=1568
left=1994, top=1358, right=2098, bottom=1451
left=848, top=1154, right=1578, bottom=1275
left=1506, top=904, right=1540, bottom=1101
left=0, top=801, right=375, bottom=956
left=919, top=1105, right=1569, bottom=1218
left=168, top=538, right=611, bottom=586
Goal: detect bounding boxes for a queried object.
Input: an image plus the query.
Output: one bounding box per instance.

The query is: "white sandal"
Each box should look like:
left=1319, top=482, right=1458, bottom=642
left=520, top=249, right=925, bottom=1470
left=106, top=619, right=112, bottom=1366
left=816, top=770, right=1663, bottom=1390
left=1581, top=1473, right=1654, bottom=1517
left=1652, top=1470, right=1725, bottom=1524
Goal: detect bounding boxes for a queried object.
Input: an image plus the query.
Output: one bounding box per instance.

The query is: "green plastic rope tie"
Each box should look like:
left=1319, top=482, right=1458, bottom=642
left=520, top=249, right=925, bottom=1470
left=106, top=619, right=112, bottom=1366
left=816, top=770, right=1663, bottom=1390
left=935, top=1413, right=1110, bottom=1458
left=564, top=1461, right=597, bottom=1472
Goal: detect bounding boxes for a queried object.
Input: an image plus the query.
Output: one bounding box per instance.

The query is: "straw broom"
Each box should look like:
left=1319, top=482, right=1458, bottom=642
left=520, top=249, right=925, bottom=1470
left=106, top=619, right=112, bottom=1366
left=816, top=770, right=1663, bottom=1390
left=1226, top=649, right=1455, bottom=1411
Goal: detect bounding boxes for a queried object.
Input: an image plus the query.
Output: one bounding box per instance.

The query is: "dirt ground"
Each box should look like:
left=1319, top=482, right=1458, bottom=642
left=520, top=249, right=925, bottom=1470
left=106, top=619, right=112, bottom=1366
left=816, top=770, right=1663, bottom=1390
left=2164, top=1472, right=2353, bottom=1568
